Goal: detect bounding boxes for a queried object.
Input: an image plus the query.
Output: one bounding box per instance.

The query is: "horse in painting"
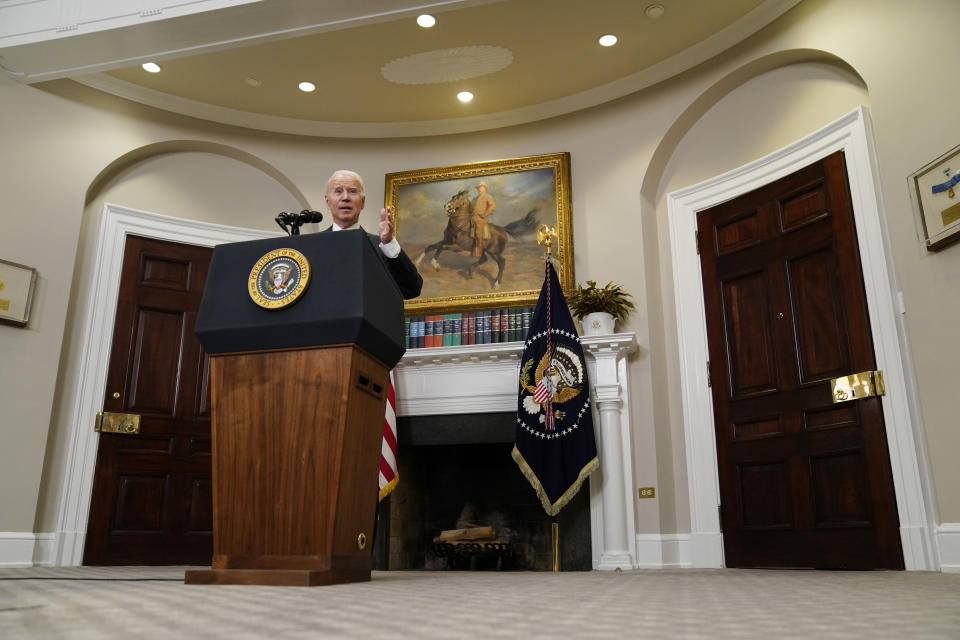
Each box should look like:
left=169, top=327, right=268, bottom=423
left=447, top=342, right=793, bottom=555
left=414, top=189, right=508, bottom=287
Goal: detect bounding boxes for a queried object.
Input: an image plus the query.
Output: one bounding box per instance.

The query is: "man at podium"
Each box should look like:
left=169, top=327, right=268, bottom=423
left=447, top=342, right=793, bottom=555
left=324, top=169, right=422, bottom=300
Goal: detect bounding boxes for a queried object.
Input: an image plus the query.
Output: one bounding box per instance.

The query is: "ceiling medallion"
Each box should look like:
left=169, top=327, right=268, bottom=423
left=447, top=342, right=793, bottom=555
left=381, top=46, right=513, bottom=85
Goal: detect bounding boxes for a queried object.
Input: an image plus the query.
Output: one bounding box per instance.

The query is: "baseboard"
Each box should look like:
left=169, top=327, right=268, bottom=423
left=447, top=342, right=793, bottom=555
left=936, top=523, right=960, bottom=573
left=0, top=532, right=49, bottom=567
left=11, top=527, right=951, bottom=570
left=634, top=534, right=693, bottom=568
left=33, top=533, right=56, bottom=566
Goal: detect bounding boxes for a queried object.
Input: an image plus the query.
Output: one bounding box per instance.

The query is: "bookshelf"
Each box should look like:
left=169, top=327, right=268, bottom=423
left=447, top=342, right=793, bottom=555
left=404, top=306, right=533, bottom=349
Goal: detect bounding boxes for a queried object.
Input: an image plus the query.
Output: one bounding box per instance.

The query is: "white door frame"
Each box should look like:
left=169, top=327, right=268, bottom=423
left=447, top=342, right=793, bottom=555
left=666, top=106, right=938, bottom=570
left=51, top=203, right=278, bottom=566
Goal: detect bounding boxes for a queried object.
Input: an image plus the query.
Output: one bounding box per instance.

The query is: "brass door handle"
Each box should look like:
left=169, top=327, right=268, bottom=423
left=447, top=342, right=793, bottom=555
left=94, top=411, right=142, bottom=434
left=830, top=370, right=884, bottom=404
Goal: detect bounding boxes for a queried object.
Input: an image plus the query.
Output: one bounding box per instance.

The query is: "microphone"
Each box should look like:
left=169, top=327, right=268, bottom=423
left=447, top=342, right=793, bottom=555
left=297, top=210, right=323, bottom=224
left=275, top=209, right=324, bottom=235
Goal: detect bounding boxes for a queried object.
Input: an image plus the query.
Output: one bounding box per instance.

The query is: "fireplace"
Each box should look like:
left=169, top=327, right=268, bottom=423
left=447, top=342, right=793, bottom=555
left=376, top=334, right=638, bottom=571
left=373, top=413, right=592, bottom=571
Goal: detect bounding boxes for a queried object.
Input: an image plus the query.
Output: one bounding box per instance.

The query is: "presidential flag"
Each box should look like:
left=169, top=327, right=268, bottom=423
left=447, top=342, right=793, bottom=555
left=378, top=375, right=399, bottom=502
left=512, top=260, right=598, bottom=515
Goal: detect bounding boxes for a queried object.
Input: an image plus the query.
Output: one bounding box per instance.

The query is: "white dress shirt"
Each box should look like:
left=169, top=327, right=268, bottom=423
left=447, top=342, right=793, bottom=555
left=330, top=221, right=401, bottom=258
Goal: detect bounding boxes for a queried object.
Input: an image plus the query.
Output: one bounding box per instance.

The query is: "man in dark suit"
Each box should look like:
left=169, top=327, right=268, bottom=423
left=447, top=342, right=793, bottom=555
left=323, top=169, right=422, bottom=300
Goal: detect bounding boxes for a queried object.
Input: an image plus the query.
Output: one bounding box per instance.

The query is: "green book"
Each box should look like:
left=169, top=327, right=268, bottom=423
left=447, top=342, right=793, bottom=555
left=442, top=314, right=452, bottom=346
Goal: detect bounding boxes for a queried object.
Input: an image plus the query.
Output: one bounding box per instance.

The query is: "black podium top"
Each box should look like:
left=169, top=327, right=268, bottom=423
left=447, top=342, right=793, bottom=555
left=194, top=230, right=406, bottom=367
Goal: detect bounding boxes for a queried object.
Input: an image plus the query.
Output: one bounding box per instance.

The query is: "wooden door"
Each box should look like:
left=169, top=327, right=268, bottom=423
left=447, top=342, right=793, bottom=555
left=698, top=151, right=903, bottom=569
left=84, top=236, right=214, bottom=565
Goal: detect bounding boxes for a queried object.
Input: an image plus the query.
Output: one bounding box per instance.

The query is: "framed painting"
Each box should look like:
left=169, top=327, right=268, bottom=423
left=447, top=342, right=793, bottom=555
left=0, top=258, right=38, bottom=327
left=385, top=152, right=574, bottom=313
left=910, top=143, right=960, bottom=251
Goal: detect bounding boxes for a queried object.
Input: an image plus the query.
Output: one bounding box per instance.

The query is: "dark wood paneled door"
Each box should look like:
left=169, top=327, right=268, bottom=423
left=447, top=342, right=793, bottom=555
left=84, top=236, right=214, bottom=565
left=698, top=151, right=903, bottom=569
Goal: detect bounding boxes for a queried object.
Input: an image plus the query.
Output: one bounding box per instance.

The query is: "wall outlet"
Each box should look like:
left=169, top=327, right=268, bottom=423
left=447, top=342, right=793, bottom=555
left=638, top=486, right=656, bottom=499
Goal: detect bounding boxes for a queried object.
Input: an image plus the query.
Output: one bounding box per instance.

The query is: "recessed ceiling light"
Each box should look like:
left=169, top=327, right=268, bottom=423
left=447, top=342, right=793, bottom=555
left=645, top=4, right=665, bottom=18
left=417, top=14, right=436, bottom=28
left=141, top=62, right=161, bottom=73
left=598, top=34, right=618, bottom=47
left=457, top=91, right=474, bottom=103
left=244, top=77, right=262, bottom=87
left=298, top=81, right=316, bottom=92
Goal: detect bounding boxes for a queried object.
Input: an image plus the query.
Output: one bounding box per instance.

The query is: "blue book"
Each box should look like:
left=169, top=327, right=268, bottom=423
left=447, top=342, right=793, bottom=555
left=415, top=316, right=425, bottom=348
left=451, top=313, right=462, bottom=346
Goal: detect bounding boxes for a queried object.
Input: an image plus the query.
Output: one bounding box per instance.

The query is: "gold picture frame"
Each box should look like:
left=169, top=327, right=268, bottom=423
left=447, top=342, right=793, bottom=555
left=909, top=143, right=960, bottom=251
left=0, top=258, right=38, bottom=327
left=385, top=152, right=574, bottom=314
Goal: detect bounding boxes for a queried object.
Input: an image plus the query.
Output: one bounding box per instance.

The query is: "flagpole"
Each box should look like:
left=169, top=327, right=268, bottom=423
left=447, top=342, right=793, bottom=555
left=552, top=516, right=560, bottom=572
left=537, top=225, right=562, bottom=572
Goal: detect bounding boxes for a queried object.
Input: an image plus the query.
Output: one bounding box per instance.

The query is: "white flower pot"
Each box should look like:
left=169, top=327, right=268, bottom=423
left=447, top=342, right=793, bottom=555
left=581, top=311, right=615, bottom=336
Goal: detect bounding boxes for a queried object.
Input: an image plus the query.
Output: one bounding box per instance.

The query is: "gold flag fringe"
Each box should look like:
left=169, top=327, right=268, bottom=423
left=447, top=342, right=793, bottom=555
left=378, top=473, right=399, bottom=503
left=511, top=446, right=599, bottom=516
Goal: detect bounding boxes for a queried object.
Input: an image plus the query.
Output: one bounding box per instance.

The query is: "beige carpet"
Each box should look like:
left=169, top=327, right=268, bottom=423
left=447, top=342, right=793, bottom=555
left=1, top=567, right=959, bottom=639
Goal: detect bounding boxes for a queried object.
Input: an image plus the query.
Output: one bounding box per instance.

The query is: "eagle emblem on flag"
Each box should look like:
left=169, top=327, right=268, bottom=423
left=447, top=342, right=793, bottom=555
left=521, top=345, right=585, bottom=427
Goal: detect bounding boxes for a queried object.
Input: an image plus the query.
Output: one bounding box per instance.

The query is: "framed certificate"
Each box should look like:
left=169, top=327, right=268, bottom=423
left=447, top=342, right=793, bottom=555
left=909, top=144, right=960, bottom=251
left=0, top=258, right=38, bottom=327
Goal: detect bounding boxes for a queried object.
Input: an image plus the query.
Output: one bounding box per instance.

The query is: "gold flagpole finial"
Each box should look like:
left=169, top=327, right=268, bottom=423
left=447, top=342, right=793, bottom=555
left=537, top=225, right=557, bottom=255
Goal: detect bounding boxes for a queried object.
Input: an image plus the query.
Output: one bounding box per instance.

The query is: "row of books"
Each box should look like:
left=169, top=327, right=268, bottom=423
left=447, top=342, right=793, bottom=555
left=405, top=307, right=534, bottom=348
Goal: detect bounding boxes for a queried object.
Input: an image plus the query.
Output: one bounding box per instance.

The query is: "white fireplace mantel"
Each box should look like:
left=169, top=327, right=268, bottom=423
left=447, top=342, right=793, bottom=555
left=393, top=332, right=639, bottom=570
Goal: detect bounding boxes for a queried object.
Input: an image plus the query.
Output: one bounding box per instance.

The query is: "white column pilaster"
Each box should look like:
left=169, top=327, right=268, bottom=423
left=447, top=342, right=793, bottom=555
left=582, top=334, right=638, bottom=570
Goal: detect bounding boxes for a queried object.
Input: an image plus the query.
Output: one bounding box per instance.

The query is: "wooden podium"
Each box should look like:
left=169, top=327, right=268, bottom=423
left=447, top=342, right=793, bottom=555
left=185, top=230, right=405, bottom=586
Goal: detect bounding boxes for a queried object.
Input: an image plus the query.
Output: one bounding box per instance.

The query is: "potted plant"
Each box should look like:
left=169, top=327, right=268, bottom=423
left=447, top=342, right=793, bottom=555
left=567, top=280, right=635, bottom=336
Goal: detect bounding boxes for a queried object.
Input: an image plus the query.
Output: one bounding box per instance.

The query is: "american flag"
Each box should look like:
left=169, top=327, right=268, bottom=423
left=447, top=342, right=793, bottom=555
left=534, top=367, right=555, bottom=430
left=534, top=370, right=554, bottom=403
left=378, top=375, right=398, bottom=501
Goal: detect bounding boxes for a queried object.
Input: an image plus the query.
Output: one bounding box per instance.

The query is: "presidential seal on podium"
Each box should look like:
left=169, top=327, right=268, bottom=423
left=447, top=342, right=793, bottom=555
left=248, top=248, right=311, bottom=309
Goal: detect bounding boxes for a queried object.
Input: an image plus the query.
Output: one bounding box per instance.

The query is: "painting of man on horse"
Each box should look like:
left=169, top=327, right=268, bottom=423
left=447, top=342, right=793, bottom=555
left=386, top=157, right=569, bottom=300
left=414, top=184, right=516, bottom=288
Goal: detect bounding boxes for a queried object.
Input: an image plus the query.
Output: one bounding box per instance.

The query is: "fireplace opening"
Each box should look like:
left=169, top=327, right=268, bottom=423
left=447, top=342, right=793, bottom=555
left=372, top=412, right=591, bottom=571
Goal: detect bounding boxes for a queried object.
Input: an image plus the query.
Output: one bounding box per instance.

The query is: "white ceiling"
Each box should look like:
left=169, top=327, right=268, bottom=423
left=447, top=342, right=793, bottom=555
left=0, top=0, right=802, bottom=137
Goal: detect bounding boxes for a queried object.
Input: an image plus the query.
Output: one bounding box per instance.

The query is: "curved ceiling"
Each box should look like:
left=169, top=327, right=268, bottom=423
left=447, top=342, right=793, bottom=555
left=1, top=0, right=802, bottom=137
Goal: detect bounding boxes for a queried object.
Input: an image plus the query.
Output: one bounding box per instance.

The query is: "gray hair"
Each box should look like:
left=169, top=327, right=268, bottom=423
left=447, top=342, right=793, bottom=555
left=327, top=170, right=365, bottom=193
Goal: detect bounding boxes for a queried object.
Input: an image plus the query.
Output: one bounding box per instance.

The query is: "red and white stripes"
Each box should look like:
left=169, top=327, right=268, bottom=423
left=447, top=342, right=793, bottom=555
left=378, top=375, right=399, bottom=501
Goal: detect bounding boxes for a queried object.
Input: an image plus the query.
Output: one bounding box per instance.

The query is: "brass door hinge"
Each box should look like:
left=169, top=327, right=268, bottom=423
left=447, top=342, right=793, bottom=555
left=718, top=504, right=723, bottom=532
left=94, top=411, right=141, bottom=435
left=695, top=229, right=701, bottom=255
left=707, top=360, right=712, bottom=388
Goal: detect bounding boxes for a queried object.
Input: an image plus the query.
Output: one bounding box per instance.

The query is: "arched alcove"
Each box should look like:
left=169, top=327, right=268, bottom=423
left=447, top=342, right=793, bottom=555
left=40, top=141, right=306, bottom=564
left=85, top=140, right=309, bottom=211
left=637, top=50, right=870, bottom=537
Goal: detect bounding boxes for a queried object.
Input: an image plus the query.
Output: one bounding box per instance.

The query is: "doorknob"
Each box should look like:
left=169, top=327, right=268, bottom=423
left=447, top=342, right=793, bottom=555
left=94, top=411, right=141, bottom=434
left=830, top=370, right=885, bottom=404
